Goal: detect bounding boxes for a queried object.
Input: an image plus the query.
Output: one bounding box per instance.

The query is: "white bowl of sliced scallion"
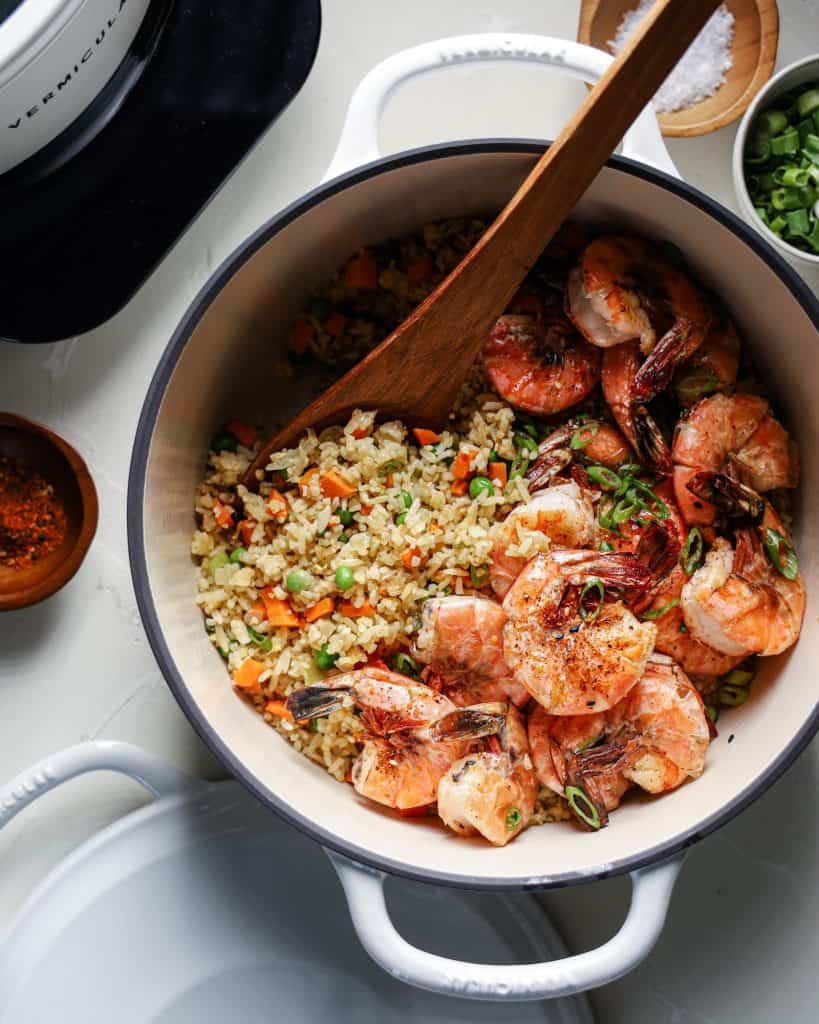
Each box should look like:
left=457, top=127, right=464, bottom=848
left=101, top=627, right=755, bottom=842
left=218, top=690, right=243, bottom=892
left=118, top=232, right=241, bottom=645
left=733, top=54, right=819, bottom=266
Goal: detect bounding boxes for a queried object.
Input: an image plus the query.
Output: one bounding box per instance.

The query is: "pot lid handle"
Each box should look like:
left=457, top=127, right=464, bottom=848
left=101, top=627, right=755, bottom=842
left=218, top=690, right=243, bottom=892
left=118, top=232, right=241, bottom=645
left=327, top=847, right=684, bottom=1001
left=323, top=34, right=680, bottom=182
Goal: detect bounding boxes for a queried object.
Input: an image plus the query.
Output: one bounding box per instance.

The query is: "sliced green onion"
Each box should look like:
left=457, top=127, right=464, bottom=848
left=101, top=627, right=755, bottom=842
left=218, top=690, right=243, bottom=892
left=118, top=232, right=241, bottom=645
left=641, top=597, right=680, bottom=620
left=468, top=476, right=495, bottom=500
left=394, top=651, right=420, bottom=677
left=246, top=625, right=272, bottom=653
left=508, top=455, right=527, bottom=482
left=763, top=527, right=799, bottom=580
left=378, top=459, right=404, bottom=478
left=469, top=564, right=490, bottom=588
left=579, top=578, right=605, bottom=623
left=513, top=432, right=538, bottom=454
left=400, top=490, right=413, bottom=509
left=745, top=138, right=771, bottom=165
left=786, top=208, right=811, bottom=235
left=599, top=540, right=615, bottom=552
left=339, top=532, right=350, bottom=544
left=771, top=186, right=805, bottom=210
left=675, top=367, right=720, bottom=405
left=768, top=213, right=788, bottom=235
left=718, top=683, right=750, bottom=707
left=770, top=129, right=800, bottom=156
left=775, top=165, right=810, bottom=188
left=797, top=88, right=819, bottom=120
left=565, top=785, right=601, bottom=830
left=722, top=668, right=755, bottom=687
left=335, top=565, right=355, bottom=591
left=757, top=108, right=788, bottom=136
left=680, top=528, right=704, bottom=575
left=587, top=465, right=621, bottom=490
left=209, top=550, right=230, bottom=576
left=229, top=547, right=247, bottom=563
left=706, top=704, right=719, bottom=724
left=285, top=569, right=314, bottom=592
left=505, top=807, right=523, bottom=832
left=395, top=512, right=408, bottom=526
left=570, top=421, right=600, bottom=450
left=314, top=643, right=338, bottom=671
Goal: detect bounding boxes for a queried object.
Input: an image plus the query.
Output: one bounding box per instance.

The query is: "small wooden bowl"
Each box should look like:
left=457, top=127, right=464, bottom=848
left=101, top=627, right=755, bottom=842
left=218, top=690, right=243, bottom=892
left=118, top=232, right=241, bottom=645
left=578, top=0, right=779, bottom=137
left=0, top=414, right=98, bottom=612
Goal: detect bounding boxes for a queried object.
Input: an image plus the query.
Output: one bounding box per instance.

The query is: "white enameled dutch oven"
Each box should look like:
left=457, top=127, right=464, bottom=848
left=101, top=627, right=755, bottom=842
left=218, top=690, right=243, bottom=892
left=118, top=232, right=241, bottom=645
left=128, top=36, right=819, bottom=1001
left=0, top=0, right=166, bottom=176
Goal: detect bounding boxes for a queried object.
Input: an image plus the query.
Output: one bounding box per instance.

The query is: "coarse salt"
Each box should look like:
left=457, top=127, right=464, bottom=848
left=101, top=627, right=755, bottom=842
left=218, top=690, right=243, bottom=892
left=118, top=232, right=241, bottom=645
left=609, top=0, right=735, bottom=114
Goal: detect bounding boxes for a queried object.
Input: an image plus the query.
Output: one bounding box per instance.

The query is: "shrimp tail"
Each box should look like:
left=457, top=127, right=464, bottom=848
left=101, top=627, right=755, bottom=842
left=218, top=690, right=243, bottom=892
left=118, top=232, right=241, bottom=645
left=285, top=685, right=348, bottom=721
left=526, top=447, right=573, bottom=492
left=633, top=319, right=704, bottom=402
left=429, top=707, right=506, bottom=742
left=686, top=471, right=765, bottom=522
left=632, top=404, right=673, bottom=474
left=562, top=551, right=655, bottom=590
left=636, top=521, right=681, bottom=577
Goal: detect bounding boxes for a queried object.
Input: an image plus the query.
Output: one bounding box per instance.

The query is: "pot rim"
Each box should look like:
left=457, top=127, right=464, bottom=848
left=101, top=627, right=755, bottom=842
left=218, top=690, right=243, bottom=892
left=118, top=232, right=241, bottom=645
left=128, top=139, right=819, bottom=891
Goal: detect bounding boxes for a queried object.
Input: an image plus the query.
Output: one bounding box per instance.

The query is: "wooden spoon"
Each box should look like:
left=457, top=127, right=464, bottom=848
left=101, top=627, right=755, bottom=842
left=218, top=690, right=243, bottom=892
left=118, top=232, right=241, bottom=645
left=245, top=0, right=721, bottom=486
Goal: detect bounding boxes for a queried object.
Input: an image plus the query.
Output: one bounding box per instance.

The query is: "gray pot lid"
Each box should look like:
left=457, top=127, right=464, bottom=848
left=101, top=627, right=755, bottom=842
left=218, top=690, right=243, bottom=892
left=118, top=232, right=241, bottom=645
left=0, top=779, right=593, bottom=1023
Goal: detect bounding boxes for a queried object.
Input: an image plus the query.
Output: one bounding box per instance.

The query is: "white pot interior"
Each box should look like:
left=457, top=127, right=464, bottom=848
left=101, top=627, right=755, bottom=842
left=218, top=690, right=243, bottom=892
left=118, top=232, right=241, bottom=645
left=136, top=149, right=819, bottom=884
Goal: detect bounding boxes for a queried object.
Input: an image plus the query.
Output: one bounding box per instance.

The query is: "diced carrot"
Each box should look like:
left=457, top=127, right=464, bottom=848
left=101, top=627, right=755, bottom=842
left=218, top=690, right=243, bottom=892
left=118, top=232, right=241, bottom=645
left=360, top=505, right=373, bottom=516
left=406, top=256, right=433, bottom=287
left=267, top=489, right=288, bottom=522
left=233, top=657, right=265, bottom=691
left=320, top=470, right=357, bottom=499
left=451, top=451, right=473, bottom=480
left=298, top=468, right=319, bottom=496
left=260, top=589, right=300, bottom=627
left=385, top=473, right=394, bottom=488
left=344, top=249, right=378, bottom=289
left=451, top=479, right=469, bottom=497
left=398, top=804, right=433, bottom=818
left=239, top=519, right=256, bottom=546
left=412, top=428, right=441, bottom=446
left=304, top=597, right=335, bottom=623
left=323, top=311, right=347, bottom=337
left=401, top=548, right=425, bottom=570
left=249, top=600, right=267, bottom=621
left=352, top=427, right=370, bottom=439
left=288, top=318, right=315, bottom=355
left=428, top=521, right=442, bottom=533
left=264, top=699, right=294, bottom=721
left=212, top=500, right=234, bottom=530
left=340, top=599, right=377, bottom=618
left=224, top=420, right=257, bottom=448
left=488, top=461, right=508, bottom=488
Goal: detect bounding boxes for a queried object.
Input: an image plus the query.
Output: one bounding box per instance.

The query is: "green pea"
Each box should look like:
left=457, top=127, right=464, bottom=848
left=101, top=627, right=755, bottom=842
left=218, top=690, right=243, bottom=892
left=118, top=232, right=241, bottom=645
left=468, top=476, right=494, bottom=500
left=209, top=551, right=230, bottom=576
left=339, top=507, right=354, bottom=527
left=210, top=431, right=238, bottom=453
left=335, top=565, right=355, bottom=591
left=229, top=547, right=247, bottom=563
left=314, top=643, right=338, bottom=671
left=285, top=569, right=314, bottom=593
left=395, top=512, right=408, bottom=525
left=400, top=490, right=413, bottom=509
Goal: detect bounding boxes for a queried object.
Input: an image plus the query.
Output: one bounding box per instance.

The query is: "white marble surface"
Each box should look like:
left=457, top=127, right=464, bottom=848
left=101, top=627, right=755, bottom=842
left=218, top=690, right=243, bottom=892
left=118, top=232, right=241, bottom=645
left=1, top=1, right=818, bottom=1020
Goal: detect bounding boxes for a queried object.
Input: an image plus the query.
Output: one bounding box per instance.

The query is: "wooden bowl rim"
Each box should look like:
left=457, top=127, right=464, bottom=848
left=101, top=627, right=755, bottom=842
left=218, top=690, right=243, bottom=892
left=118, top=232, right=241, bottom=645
left=577, top=0, right=780, bottom=137
left=0, top=412, right=99, bottom=611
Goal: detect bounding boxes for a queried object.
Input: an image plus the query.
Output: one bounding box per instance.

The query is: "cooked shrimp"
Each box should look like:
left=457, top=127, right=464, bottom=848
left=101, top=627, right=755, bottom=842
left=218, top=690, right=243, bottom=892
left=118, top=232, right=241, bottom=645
left=526, top=419, right=631, bottom=492
left=488, top=481, right=597, bottom=598
left=672, top=393, right=799, bottom=525
left=644, top=565, right=744, bottom=678
left=566, top=236, right=710, bottom=397
left=502, top=550, right=657, bottom=714
left=601, top=341, right=672, bottom=473
left=413, top=596, right=530, bottom=707
left=483, top=313, right=601, bottom=415
left=287, top=670, right=504, bottom=812
left=681, top=498, right=804, bottom=658
left=674, top=306, right=741, bottom=404
left=437, top=703, right=537, bottom=846
left=528, top=654, right=710, bottom=827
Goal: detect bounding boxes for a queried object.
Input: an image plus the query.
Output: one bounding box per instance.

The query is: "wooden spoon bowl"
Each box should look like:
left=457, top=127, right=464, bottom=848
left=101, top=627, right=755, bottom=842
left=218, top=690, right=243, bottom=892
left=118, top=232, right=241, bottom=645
left=0, top=414, right=98, bottom=612
left=578, top=0, right=779, bottom=137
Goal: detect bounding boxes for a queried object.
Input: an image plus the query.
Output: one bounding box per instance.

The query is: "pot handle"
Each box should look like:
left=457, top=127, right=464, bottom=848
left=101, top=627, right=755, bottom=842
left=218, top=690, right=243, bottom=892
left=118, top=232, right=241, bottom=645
left=327, top=848, right=684, bottom=1001
left=0, top=741, right=204, bottom=830
left=323, top=33, right=679, bottom=182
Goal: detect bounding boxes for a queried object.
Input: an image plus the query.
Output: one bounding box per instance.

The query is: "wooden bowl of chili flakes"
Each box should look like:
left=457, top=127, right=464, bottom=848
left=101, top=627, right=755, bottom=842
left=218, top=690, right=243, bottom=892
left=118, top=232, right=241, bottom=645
left=0, top=413, right=98, bottom=611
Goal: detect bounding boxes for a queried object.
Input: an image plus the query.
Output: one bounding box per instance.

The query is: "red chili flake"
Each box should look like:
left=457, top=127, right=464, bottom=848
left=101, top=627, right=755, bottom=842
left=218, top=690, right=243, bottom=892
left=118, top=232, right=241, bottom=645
left=0, top=457, right=67, bottom=571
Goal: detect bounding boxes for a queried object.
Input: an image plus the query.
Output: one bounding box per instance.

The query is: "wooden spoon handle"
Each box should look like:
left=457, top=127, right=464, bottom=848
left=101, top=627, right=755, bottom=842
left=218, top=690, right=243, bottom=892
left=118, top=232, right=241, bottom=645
left=247, top=0, right=720, bottom=480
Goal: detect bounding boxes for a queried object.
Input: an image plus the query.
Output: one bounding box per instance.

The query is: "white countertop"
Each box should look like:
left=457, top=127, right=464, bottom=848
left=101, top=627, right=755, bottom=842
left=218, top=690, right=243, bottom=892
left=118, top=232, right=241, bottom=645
left=1, top=2, right=818, bottom=1020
